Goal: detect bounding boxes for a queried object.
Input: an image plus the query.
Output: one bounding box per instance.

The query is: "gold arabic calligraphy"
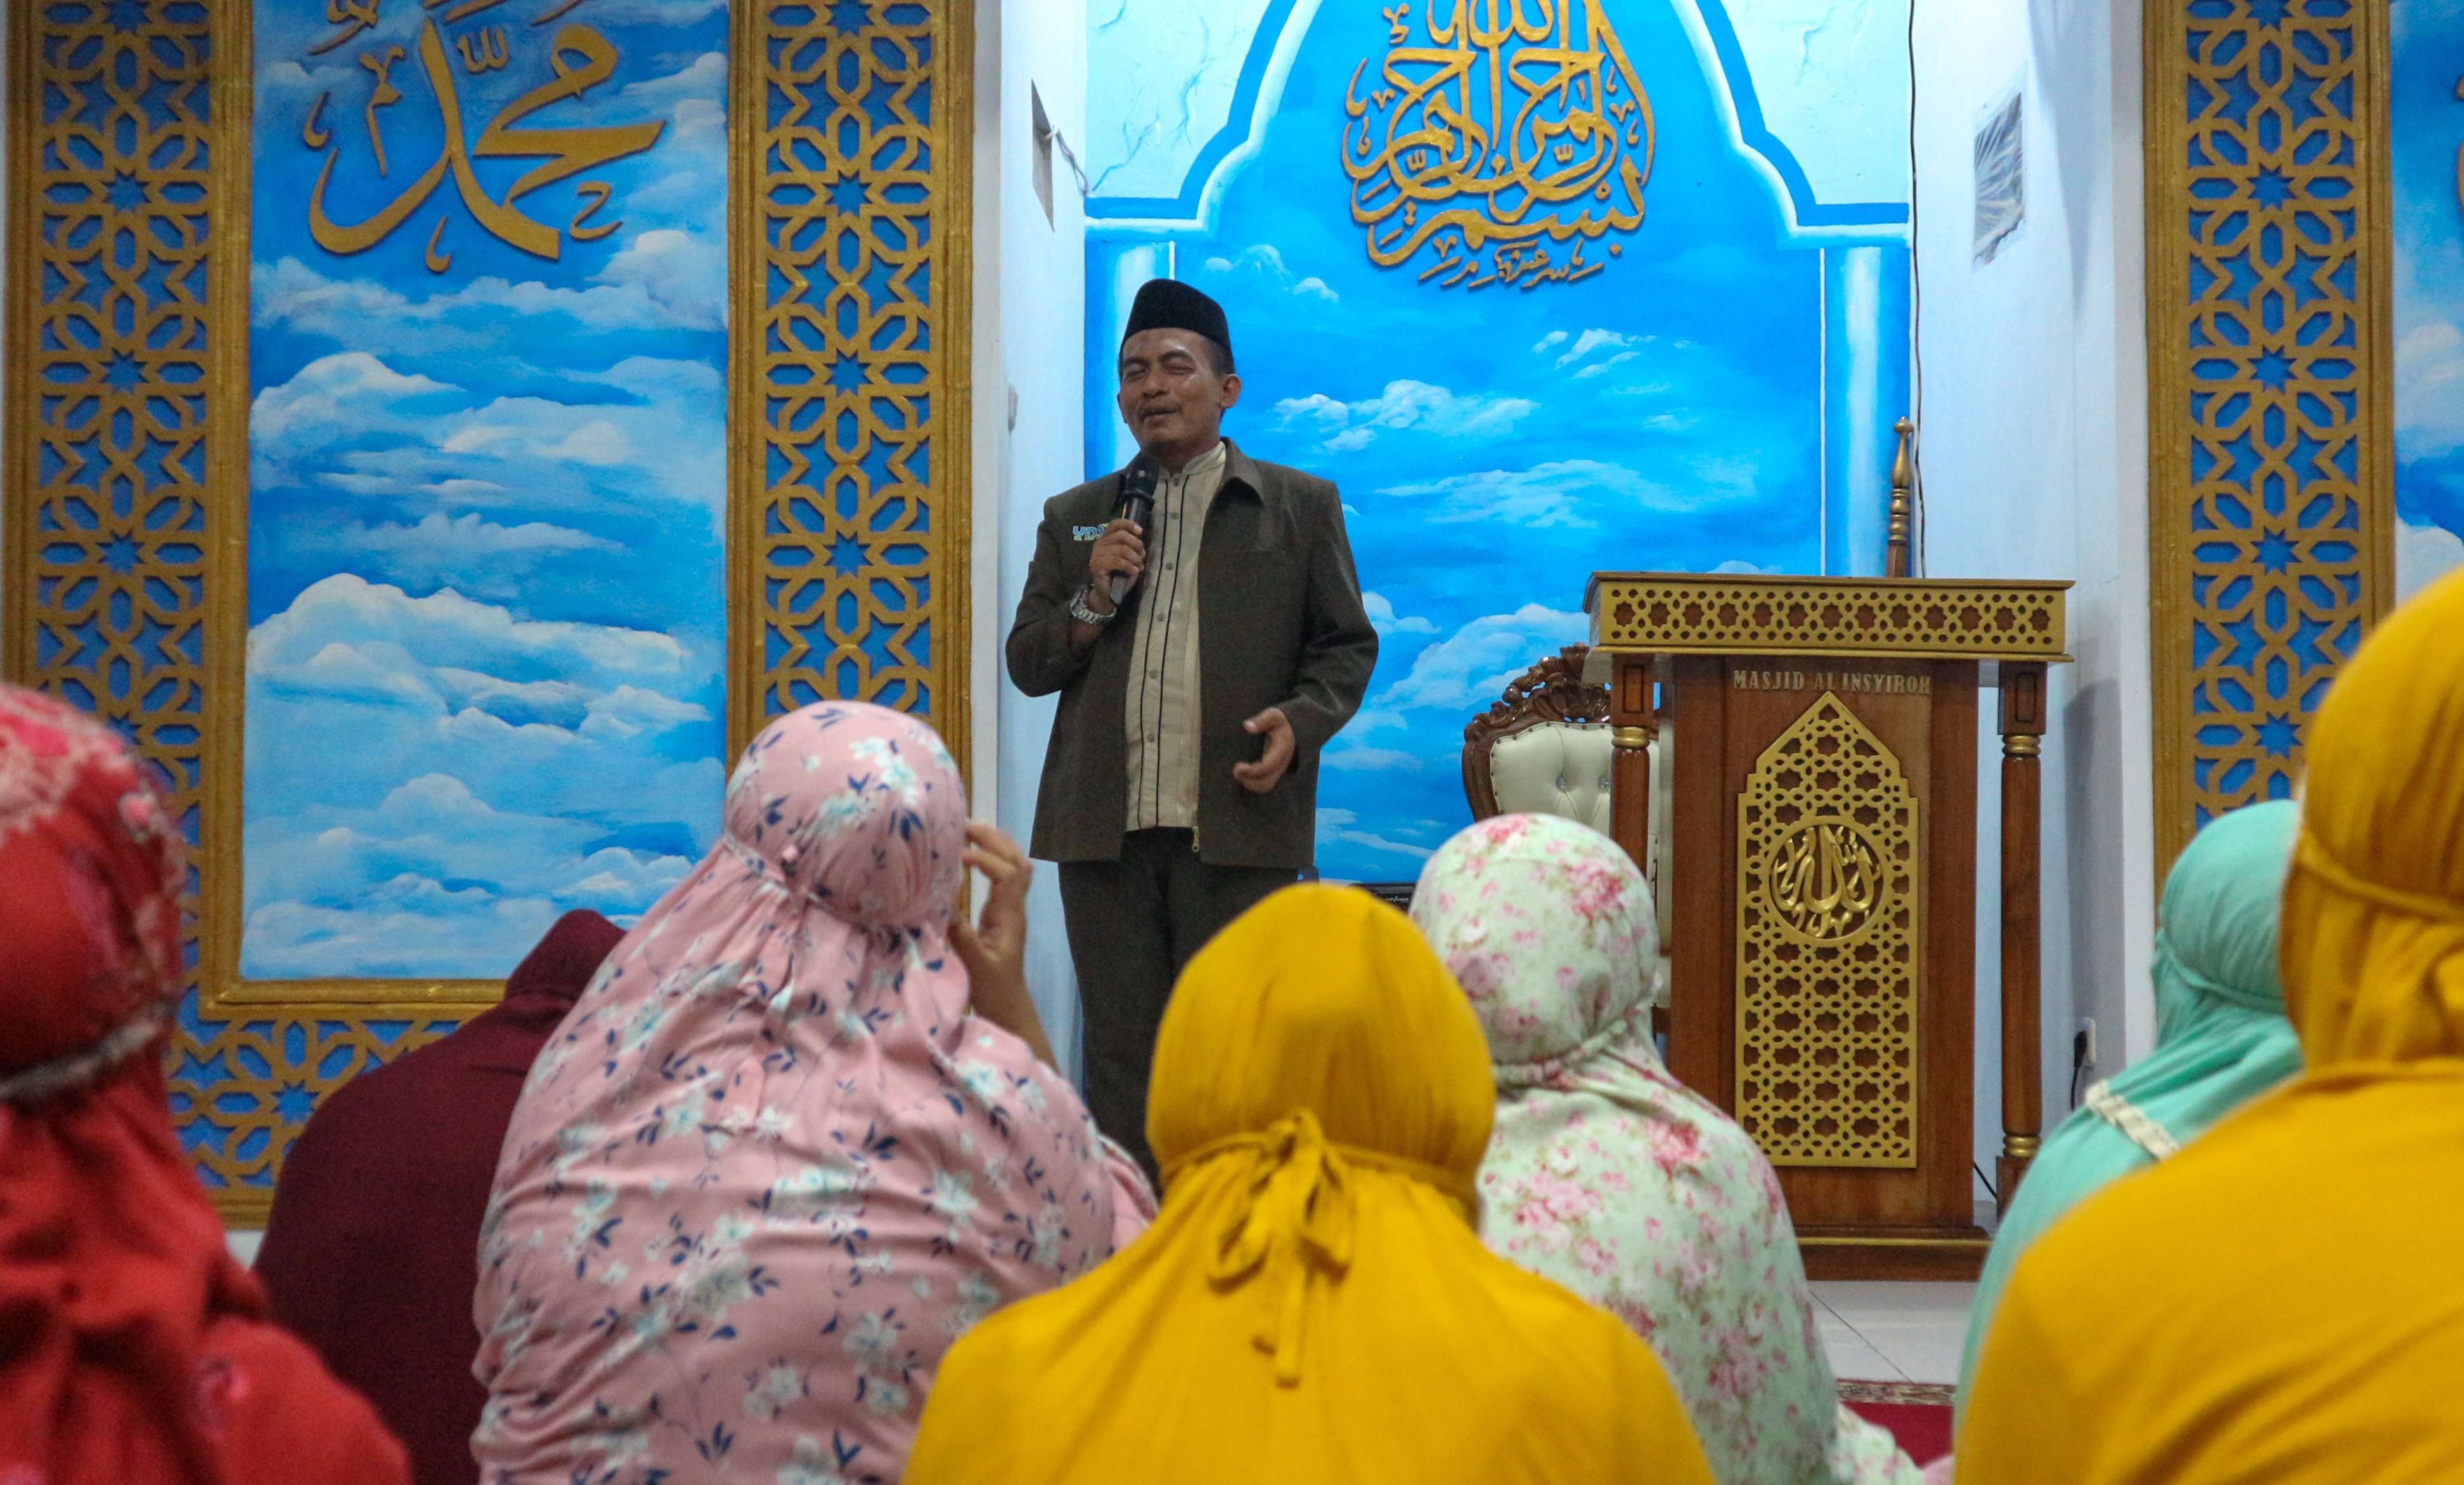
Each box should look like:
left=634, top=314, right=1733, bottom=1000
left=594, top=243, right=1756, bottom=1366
left=1342, top=0, right=1654, bottom=290
left=302, top=0, right=666, bottom=270
left=1768, top=821, right=1882, bottom=942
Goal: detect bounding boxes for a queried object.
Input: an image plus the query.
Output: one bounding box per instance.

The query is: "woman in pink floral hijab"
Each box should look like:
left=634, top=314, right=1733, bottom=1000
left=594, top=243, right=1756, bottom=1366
left=1412, top=814, right=1921, bottom=1485
left=473, top=701, right=1151, bottom=1485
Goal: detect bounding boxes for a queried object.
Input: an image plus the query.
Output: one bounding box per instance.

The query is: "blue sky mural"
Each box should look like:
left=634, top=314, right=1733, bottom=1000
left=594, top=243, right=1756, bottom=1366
left=2394, top=0, right=2464, bottom=599
left=243, top=0, right=728, bottom=978
left=1083, top=0, right=1912, bottom=881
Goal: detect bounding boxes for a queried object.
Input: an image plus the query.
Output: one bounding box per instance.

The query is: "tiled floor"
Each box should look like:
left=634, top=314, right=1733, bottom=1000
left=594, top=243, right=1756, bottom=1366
left=1812, top=1280, right=1975, bottom=1385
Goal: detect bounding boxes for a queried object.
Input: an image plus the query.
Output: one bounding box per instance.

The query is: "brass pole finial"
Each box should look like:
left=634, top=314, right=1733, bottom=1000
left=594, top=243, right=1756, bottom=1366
left=1887, top=416, right=1914, bottom=579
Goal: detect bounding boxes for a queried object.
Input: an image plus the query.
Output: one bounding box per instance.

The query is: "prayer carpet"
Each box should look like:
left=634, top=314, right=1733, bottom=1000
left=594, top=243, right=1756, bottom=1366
left=1838, top=1379, right=1953, bottom=1468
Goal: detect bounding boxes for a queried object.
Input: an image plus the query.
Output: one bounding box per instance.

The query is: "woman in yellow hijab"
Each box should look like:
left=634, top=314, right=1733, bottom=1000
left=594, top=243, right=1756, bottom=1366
left=1959, top=568, right=2464, bottom=1481
left=905, top=884, right=1714, bottom=1484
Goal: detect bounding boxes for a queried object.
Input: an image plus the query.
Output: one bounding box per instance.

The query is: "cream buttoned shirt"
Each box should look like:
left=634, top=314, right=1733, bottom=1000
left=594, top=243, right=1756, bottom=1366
left=1123, top=440, right=1227, bottom=833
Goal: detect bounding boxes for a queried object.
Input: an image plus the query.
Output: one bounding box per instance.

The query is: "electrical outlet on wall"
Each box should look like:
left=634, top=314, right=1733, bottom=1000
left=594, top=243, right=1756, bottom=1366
left=2078, top=1017, right=2098, bottom=1071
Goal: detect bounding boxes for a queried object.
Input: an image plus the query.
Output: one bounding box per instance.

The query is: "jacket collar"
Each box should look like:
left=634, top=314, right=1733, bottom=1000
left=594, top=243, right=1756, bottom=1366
left=1218, top=438, right=1263, bottom=500
left=1131, top=438, right=1261, bottom=501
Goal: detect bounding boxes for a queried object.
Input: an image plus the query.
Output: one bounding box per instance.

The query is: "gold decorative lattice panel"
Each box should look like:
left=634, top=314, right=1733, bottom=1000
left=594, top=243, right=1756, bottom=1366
left=5, top=0, right=974, bottom=1221
left=735, top=0, right=973, bottom=763
left=4, top=0, right=532, bottom=1220
left=1736, top=694, right=1920, bottom=1169
left=2145, top=1, right=2392, bottom=873
left=1589, top=574, right=2068, bottom=660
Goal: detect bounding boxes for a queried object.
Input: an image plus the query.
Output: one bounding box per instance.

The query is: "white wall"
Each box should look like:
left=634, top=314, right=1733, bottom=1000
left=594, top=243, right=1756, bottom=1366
left=975, top=0, right=1091, bottom=1074
left=1912, top=0, right=2157, bottom=1196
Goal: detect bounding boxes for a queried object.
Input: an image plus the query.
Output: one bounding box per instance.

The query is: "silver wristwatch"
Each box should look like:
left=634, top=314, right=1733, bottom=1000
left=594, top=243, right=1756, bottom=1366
left=1068, top=583, right=1117, bottom=626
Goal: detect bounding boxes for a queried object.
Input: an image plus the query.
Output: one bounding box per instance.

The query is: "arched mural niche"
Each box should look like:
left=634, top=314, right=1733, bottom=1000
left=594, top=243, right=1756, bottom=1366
left=1079, top=0, right=1917, bottom=881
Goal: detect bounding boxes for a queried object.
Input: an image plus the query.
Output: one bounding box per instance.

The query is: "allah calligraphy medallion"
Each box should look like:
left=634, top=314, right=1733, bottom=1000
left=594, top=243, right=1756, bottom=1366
left=1765, top=820, right=1884, bottom=942
left=1341, top=0, right=1654, bottom=290
left=1735, top=694, right=1921, bottom=1169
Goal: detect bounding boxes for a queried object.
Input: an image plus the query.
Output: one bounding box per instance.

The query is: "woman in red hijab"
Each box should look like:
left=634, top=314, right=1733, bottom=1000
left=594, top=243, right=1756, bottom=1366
left=0, top=682, right=408, bottom=1485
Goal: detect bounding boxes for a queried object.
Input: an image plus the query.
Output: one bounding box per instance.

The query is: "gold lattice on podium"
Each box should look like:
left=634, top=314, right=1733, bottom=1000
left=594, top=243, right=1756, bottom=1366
left=1590, top=575, right=2067, bottom=659
left=1735, top=695, right=1920, bottom=1169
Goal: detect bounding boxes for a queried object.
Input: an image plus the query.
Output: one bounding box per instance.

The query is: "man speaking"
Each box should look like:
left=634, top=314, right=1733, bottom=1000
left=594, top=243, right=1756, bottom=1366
left=1007, top=278, right=1377, bottom=1173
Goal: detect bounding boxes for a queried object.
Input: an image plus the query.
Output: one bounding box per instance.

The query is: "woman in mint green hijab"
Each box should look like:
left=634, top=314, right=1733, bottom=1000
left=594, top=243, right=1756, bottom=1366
left=1955, top=799, right=2304, bottom=1411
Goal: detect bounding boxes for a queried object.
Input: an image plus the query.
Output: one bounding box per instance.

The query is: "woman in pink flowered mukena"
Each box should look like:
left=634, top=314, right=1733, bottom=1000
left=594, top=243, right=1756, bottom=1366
left=1411, top=814, right=1923, bottom=1485
left=472, top=701, right=1151, bottom=1485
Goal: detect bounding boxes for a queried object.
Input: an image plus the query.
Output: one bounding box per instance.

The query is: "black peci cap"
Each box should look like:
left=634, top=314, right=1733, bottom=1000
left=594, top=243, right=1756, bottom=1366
left=1121, top=278, right=1232, bottom=369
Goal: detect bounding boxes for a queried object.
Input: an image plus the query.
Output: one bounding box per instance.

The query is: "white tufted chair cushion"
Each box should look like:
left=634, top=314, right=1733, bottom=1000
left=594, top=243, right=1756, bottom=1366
left=1487, top=722, right=1616, bottom=837
left=1485, top=723, right=1674, bottom=1001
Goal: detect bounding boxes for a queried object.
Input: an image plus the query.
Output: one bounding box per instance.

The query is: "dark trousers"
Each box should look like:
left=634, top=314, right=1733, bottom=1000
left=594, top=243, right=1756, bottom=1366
left=1059, top=828, right=1295, bottom=1179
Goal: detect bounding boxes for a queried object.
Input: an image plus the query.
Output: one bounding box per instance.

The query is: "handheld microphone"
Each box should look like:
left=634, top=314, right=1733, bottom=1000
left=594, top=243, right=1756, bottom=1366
left=1109, top=455, right=1157, bottom=604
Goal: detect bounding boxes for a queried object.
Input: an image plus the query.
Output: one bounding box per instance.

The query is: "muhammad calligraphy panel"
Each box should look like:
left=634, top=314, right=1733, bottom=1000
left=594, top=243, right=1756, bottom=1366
left=239, top=0, right=729, bottom=987
left=2392, top=0, right=2464, bottom=597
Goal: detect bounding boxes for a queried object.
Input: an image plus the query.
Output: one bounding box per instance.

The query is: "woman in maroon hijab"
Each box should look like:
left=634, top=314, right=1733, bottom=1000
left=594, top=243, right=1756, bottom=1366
left=256, top=907, right=625, bottom=1485
left=0, top=682, right=408, bottom=1485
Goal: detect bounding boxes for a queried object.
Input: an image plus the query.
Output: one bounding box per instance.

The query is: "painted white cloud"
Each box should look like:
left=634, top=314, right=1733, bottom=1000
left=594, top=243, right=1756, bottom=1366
left=252, top=352, right=456, bottom=456
left=1370, top=603, right=1589, bottom=715
left=2396, top=320, right=2464, bottom=459
left=243, top=896, right=569, bottom=981
left=1200, top=243, right=1340, bottom=305
left=252, top=256, right=718, bottom=349
left=1313, top=807, right=1436, bottom=863
left=581, top=355, right=725, bottom=400
left=249, top=349, right=725, bottom=518
left=608, top=55, right=730, bottom=226
left=252, top=573, right=697, bottom=698
left=1274, top=380, right=1537, bottom=452
left=1380, top=457, right=1757, bottom=526
left=617, top=50, right=726, bottom=111
left=1574, top=351, right=1641, bottom=381
left=591, top=227, right=726, bottom=331
left=344, top=512, right=618, bottom=581
left=2398, top=517, right=2464, bottom=602
left=1556, top=328, right=1637, bottom=368
left=1321, top=744, right=1425, bottom=774
left=441, top=401, right=635, bottom=467
left=584, top=684, right=713, bottom=738
left=1360, top=590, right=1438, bottom=637
left=243, top=575, right=721, bottom=977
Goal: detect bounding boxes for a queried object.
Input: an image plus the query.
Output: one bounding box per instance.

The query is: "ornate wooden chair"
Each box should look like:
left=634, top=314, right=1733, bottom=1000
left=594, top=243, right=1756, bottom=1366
left=1462, top=644, right=1616, bottom=831
left=1461, top=644, right=1674, bottom=1005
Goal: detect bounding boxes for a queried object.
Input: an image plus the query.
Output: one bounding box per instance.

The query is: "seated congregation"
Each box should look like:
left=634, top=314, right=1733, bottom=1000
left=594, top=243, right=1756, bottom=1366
left=5, top=568, right=2464, bottom=1485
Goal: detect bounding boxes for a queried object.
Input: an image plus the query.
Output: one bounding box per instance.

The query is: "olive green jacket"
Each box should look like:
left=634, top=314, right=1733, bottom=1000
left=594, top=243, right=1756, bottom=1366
left=1005, top=440, right=1377, bottom=870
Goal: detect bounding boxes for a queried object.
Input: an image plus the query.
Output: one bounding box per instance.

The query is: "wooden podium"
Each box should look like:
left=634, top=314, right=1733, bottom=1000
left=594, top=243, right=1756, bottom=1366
left=1584, top=573, right=2070, bottom=1279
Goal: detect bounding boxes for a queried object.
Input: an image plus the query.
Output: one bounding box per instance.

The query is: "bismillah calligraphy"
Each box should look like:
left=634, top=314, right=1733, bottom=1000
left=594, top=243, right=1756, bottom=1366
left=1342, top=0, right=1654, bottom=291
